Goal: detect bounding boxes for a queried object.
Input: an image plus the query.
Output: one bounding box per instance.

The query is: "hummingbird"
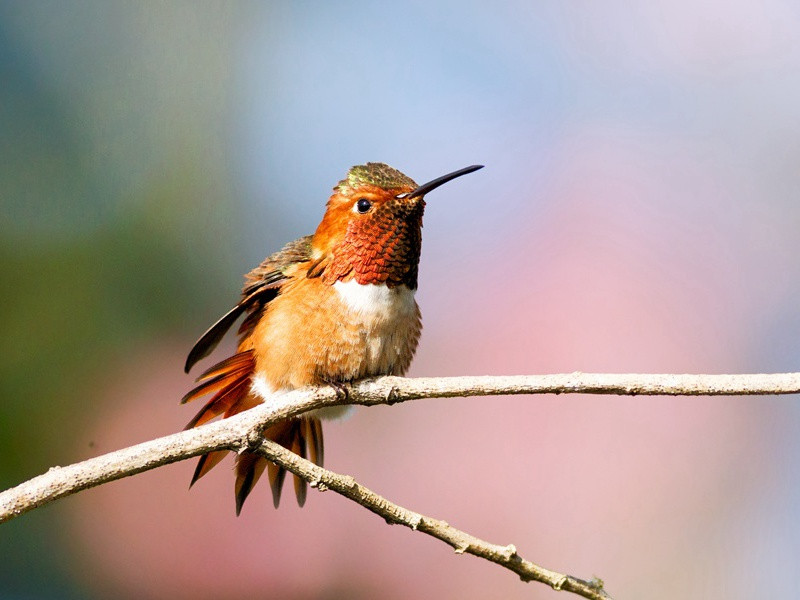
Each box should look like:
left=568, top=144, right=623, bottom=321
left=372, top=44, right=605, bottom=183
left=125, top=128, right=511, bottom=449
left=182, top=162, right=483, bottom=513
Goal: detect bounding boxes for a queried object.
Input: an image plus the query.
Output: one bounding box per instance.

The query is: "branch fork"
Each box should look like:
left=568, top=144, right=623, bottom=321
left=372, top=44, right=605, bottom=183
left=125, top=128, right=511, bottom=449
left=4, top=371, right=800, bottom=599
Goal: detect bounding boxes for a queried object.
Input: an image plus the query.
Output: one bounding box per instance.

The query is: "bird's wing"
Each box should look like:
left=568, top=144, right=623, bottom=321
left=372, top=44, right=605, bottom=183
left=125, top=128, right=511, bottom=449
left=183, top=235, right=314, bottom=373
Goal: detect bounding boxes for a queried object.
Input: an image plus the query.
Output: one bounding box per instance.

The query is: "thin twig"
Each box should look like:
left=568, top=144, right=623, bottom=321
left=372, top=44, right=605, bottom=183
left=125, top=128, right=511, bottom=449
left=254, top=437, right=611, bottom=600
left=2, top=372, right=799, bottom=598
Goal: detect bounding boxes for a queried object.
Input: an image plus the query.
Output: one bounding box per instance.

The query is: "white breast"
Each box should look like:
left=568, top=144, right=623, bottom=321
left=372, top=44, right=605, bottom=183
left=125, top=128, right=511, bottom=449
left=333, top=279, right=417, bottom=320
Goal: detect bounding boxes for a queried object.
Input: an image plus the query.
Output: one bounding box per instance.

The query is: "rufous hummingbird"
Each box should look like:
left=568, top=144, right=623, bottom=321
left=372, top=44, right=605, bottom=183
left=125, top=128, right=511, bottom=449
left=182, top=162, right=483, bottom=513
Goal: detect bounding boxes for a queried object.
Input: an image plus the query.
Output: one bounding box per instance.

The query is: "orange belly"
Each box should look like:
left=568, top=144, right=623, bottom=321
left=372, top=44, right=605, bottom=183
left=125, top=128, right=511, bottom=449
left=247, top=274, right=421, bottom=395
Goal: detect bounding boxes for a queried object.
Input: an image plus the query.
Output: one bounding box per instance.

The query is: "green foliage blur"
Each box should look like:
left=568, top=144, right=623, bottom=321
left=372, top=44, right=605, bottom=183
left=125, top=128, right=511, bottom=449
left=0, top=5, right=250, bottom=595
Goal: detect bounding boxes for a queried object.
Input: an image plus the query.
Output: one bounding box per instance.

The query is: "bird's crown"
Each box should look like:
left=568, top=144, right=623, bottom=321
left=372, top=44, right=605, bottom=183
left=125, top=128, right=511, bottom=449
left=335, top=162, right=417, bottom=192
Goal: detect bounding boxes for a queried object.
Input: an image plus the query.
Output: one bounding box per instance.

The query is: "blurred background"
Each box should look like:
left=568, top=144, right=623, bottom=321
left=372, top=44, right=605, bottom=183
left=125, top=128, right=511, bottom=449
left=2, top=2, right=800, bottom=598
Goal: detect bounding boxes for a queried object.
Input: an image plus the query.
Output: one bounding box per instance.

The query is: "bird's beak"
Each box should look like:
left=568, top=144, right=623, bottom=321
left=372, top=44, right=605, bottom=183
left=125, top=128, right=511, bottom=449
left=396, top=164, right=484, bottom=200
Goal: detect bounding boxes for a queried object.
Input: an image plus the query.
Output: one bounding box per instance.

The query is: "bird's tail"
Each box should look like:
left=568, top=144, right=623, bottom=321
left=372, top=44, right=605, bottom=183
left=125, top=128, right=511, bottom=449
left=182, top=349, right=323, bottom=512
left=234, top=417, right=323, bottom=513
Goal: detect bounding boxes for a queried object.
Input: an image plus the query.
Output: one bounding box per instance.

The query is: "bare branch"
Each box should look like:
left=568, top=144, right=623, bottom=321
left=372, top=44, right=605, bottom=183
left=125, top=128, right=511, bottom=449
left=2, top=372, right=799, bottom=598
left=254, top=437, right=611, bottom=600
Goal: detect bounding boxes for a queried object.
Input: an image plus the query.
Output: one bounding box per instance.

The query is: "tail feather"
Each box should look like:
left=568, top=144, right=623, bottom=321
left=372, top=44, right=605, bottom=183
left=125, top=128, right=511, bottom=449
left=190, top=450, right=228, bottom=487
left=195, top=350, right=255, bottom=382
left=267, top=461, right=287, bottom=509
left=260, top=419, right=295, bottom=510
left=233, top=417, right=325, bottom=512
left=224, top=390, right=260, bottom=419
left=184, top=350, right=255, bottom=487
left=291, top=427, right=308, bottom=507
left=235, top=452, right=268, bottom=516
left=184, top=377, right=251, bottom=429
left=309, top=417, right=324, bottom=468
left=180, top=363, right=252, bottom=405
left=182, top=348, right=326, bottom=513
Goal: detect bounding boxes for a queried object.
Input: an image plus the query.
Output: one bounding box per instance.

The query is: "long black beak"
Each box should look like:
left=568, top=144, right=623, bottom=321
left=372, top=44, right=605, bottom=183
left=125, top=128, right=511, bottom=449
left=397, top=164, right=484, bottom=199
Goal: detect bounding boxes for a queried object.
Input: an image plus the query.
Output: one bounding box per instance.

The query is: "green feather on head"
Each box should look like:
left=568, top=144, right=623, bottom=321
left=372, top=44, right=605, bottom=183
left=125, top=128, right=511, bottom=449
left=336, top=162, right=417, bottom=192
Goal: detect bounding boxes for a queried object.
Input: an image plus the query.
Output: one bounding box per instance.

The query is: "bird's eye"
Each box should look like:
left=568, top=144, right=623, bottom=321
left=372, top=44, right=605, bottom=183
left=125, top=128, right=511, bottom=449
left=355, top=198, right=372, bottom=213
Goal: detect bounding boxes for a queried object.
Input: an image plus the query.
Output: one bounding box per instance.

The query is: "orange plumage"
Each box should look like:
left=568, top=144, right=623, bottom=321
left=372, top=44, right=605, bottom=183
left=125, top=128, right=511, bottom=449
left=182, top=163, right=482, bottom=512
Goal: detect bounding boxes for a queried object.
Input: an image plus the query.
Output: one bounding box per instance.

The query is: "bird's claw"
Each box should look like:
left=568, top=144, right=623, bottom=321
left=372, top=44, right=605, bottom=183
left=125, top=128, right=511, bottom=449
left=322, top=379, right=349, bottom=402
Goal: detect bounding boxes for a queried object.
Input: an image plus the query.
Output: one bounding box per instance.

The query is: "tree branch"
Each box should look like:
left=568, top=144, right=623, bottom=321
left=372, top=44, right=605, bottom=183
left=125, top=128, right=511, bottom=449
left=2, top=372, right=799, bottom=598
left=254, top=436, right=611, bottom=599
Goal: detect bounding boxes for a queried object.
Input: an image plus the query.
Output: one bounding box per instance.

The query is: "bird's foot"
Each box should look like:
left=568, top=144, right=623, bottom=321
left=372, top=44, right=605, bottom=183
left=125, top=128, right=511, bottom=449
left=322, top=378, right=350, bottom=402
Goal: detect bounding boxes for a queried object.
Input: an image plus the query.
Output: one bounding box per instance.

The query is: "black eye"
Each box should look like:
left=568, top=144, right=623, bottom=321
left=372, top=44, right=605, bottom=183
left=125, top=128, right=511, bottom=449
left=356, top=198, right=372, bottom=213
